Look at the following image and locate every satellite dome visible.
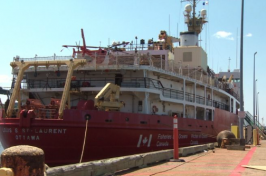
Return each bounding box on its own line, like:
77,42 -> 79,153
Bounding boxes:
201,9 -> 207,17
185,4 -> 192,13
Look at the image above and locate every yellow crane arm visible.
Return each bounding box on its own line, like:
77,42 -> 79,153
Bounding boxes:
7,59 -> 86,118
94,83 -> 123,111
228,75 -> 233,83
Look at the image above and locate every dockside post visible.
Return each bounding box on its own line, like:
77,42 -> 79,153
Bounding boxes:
0,145 -> 45,176
253,129 -> 257,146
170,115 -> 184,162
173,115 -> 179,159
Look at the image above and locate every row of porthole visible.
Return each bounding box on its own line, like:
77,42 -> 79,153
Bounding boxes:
84,114 -> 213,128
84,114 -> 161,124
188,124 -> 209,128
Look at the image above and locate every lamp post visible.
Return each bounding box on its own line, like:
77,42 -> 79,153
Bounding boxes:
239,0 -> 244,139
255,79 -> 258,127
253,52 -> 257,128
257,91 -> 259,127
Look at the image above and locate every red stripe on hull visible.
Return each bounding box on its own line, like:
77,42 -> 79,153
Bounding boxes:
0,108 -> 238,166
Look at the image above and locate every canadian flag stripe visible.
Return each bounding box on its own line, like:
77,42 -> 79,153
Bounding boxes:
137,135 -> 143,147
147,134 -> 152,147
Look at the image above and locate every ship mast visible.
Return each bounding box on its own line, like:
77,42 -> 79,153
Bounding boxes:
180,0 -> 207,47
192,0 -> 196,32
183,0 -> 207,34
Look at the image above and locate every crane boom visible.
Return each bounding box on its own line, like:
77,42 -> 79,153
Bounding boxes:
94,83 -> 124,111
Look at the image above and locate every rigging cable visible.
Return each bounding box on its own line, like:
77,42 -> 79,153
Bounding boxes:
179,1 -> 182,32
80,119 -> 89,163
208,2 -> 211,70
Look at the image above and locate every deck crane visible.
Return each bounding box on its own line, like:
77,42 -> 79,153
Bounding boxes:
94,83 -> 124,111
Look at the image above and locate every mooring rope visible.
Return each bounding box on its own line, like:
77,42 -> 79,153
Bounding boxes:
80,119 -> 88,163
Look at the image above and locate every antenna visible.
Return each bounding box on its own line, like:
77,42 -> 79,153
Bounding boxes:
212,57 -> 213,72
217,59 -> 219,73
228,57 -> 231,72
169,14 -> 171,35
236,28 -> 238,68
177,23 -> 178,38
205,21 -> 207,51
199,34 -> 202,46
182,0 -> 207,34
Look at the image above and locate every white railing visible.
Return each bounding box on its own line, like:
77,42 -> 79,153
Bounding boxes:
38,108 -> 57,119
15,56 -> 73,62
12,53 -> 239,101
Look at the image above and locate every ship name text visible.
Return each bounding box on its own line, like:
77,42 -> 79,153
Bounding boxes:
3,128 -> 67,134
2,127 -> 67,141
191,134 -> 208,139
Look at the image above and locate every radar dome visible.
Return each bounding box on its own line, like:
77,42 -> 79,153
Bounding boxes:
185,4 -> 192,13
201,9 -> 207,17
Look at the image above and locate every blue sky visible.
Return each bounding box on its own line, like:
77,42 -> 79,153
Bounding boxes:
0,0 -> 265,124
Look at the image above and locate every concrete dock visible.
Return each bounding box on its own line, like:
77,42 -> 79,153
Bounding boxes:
1,141 -> 264,175
116,141 -> 266,176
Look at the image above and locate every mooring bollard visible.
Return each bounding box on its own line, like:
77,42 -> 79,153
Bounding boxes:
0,145 -> 45,176
257,128 -> 260,145
253,129 -> 257,146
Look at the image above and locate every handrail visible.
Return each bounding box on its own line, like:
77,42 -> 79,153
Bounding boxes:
13,53 -> 240,102
25,77 -> 229,111
244,111 -> 266,138
16,56 -> 73,62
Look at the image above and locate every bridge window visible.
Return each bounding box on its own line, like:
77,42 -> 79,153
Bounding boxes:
183,52 -> 192,62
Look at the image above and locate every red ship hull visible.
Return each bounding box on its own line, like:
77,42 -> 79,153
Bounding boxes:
0,108 -> 238,166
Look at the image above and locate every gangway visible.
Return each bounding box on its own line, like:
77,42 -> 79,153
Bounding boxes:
244,111 -> 266,139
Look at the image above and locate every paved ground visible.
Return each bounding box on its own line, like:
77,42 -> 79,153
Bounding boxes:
116,140 -> 266,176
